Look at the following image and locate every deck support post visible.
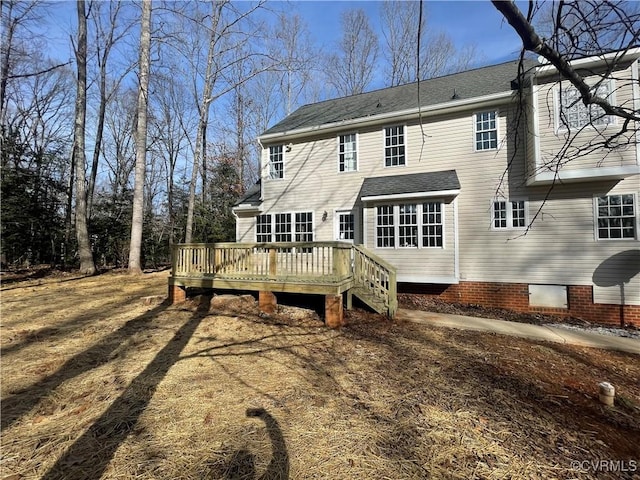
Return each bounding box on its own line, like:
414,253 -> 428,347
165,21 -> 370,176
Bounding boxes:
259,291 -> 277,315
325,294 -> 344,328
346,290 -> 353,310
169,284 -> 186,304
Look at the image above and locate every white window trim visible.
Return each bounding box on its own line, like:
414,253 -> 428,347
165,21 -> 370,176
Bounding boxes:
337,132 -> 359,173
473,109 -> 499,152
267,145 -> 285,180
554,78 -> 616,134
592,193 -> 638,241
374,202 -> 446,249
491,198 -> 529,231
382,124 -> 408,168
334,209 -> 355,242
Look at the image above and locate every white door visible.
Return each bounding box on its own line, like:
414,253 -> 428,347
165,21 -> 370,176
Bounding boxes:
335,210 -> 355,242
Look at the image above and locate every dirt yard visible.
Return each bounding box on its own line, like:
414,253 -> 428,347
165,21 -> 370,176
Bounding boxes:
1,270 -> 639,479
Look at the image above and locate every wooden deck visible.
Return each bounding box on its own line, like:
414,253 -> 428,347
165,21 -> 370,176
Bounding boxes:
168,242 -> 398,321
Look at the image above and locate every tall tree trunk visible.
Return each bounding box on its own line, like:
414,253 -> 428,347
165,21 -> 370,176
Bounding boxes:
73,0 -> 95,275
87,62 -> 106,217
128,0 -> 151,274
185,2 -> 222,243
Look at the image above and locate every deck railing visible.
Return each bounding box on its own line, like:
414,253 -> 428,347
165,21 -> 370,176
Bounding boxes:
171,242 -> 353,283
352,245 -> 398,317
171,241 -> 397,317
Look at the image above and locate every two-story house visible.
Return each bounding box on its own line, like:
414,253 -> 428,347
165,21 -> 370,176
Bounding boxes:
233,51 -> 640,326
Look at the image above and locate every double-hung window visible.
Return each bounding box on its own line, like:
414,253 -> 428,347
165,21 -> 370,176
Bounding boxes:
274,213 -> 292,241
398,204 -> 418,247
376,205 -> 395,247
269,145 -> 284,179
422,202 -> 443,247
596,194 -> 636,240
384,125 -> 406,167
256,214 -> 272,242
339,133 -> 357,172
558,81 -> 612,130
295,212 -> 313,242
376,203 -> 444,248
475,111 -> 497,150
492,199 -> 527,229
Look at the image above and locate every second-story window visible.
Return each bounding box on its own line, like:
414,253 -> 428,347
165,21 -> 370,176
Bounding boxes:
339,133 -> 358,172
384,125 -> 406,167
269,145 -> 284,179
475,111 -> 497,150
559,82 -> 612,130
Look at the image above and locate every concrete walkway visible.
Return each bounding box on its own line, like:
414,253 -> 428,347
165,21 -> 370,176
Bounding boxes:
397,308 -> 640,355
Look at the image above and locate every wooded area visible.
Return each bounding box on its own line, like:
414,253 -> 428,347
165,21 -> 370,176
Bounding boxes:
1,0 -> 638,272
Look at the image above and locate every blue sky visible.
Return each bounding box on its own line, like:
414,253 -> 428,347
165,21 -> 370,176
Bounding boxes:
288,0 -> 525,66
42,1 -> 526,67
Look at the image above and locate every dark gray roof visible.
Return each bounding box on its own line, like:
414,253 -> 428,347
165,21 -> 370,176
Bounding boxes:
359,170 -> 460,199
234,180 -> 261,206
262,59 -> 536,136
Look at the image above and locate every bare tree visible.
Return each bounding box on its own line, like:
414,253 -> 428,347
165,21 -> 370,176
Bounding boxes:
181,0 -> 269,243
149,70 -> 193,245
128,0 -> 151,274
184,0 -> 224,244
380,1 -> 477,86
1,0 -> 39,129
326,8 -> 379,96
72,0 -> 96,275
87,0 -> 134,216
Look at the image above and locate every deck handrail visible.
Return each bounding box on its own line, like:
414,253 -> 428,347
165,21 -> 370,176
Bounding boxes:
171,242 -> 353,281
352,244 -> 398,318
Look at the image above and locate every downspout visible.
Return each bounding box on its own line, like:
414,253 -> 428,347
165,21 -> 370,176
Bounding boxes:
257,137 -> 265,202
453,197 -> 459,281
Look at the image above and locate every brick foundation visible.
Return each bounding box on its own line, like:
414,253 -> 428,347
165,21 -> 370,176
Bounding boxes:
259,291 -> 277,315
400,281 -> 640,327
168,284 -> 186,304
325,294 -> 344,328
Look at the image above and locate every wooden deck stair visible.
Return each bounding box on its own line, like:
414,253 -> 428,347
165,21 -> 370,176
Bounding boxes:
169,242 -> 397,320
351,245 -> 398,317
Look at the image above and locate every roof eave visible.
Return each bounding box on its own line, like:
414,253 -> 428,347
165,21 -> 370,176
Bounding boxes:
361,189 -> 461,203
259,90 -> 516,143
535,47 -> 640,76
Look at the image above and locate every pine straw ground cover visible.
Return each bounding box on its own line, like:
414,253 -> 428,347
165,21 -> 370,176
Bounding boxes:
1,271 -> 639,480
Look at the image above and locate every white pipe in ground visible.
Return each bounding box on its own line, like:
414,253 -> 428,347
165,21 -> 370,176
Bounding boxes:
598,382 -> 615,406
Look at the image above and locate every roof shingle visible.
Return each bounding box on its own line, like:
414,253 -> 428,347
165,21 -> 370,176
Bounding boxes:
262,59 -> 535,136
359,170 -> 460,199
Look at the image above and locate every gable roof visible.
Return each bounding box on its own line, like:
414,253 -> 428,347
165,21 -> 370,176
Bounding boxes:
359,170 -> 461,201
262,59 -> 536,138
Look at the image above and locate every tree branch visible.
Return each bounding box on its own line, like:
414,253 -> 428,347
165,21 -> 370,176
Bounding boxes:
492,0 -> 640,122
7,61 -> 72,80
